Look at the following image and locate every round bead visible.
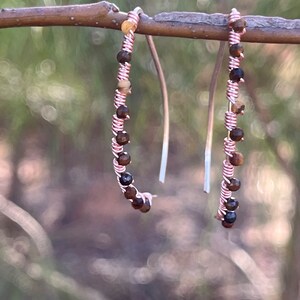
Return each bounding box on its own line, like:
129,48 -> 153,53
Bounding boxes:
121,20 -> 137,35
231,101 -> 245,115
226,177 -> 241,191
230,127 -> 244,142
225,197 -> 239,211
131,197 -> 144,209
116,131 -> 130,145
229,68 -> 244,82
224,211 -> 237,224
229,43 -> 244,58
232,18 -> 247,33
117,80 -> 131,95
140,198 -> 151,213
124,186 -> 137,199
116,105 -> 129,119
117,50 -> 132,64
229,152 -> 244,166
222,220 -> 234,228
119,172 -> 133,186
117,152 -> 131,166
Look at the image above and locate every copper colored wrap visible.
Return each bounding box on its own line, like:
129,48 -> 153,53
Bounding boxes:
216,8 -> 246,222
112,8 -> 153,207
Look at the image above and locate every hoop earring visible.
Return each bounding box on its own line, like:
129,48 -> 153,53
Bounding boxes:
112,7 -> 154,213
216,8 -> 246,228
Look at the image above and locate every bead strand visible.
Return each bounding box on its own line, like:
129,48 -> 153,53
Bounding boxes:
216,8 -> 246,228
112,8 -> 152,213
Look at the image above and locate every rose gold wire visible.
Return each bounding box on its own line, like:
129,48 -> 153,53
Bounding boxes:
216,8 -> 246,221
145,35 -> 169,184
203,41 -> 226,194
112,8 -> 154,203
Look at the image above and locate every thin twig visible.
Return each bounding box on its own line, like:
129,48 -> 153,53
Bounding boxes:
213,235 -> 274,298
0,2 -> 299,43
0,194 -> 53,257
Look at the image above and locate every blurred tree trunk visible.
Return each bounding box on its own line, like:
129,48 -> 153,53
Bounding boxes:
245,74 -> 300,300
281,181 -> 300,300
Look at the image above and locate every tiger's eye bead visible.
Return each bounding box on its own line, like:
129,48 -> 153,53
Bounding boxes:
121,20 -> 137,35
229,43 -> 244,57
226,177 -> 241,191
140,198 -> 151,213
232,18 -> 247,33
117,50 -> 132,64
230,127 -> 244,142
231,101 -> 245,115
229,68 -> 244,82
224,211 -> 237,224
229,152 -> 244,166
117,80 -> 131,95
116,131 -> 130,145
119,172 -> 133,186
124,186 -> 137,199
225,197 -> 239,211
222,220 -> 234,228
117,152 -> 131,166
116,105 -> 129,119
131,197 -> 144,209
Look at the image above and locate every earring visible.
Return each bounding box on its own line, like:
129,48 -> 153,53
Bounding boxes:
216,8 -> 246,228
112,7 -> 154,213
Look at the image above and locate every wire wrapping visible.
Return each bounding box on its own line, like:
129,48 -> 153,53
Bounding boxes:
223,137 -> 236,157
226,80 -> 239,104
224,111 -> 237,131
117,63 -> 131,81
114,90 -> 127,108
216,8 -> 246,222
112,9 -> 153,206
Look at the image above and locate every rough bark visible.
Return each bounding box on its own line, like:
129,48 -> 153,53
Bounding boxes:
0,1 -> 299,44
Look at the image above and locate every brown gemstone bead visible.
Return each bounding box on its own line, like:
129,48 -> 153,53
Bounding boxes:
229,68 -> 244,82
226,177 -> 241,191
229,152 -> 244,166
225,197 -> 239,211
131,197 -> 144,209
222,220 -> 234,228
121,20 -> 137,35
231,101 -> 245,115
229,43 -> 244,58
117,80 -> 131,95
231,18 -> 247,33
124,186 -> 137,199
119,172 -> 133,186
116,131 -> 130,145
140,198 -> 151,213
230,127 -> 244,142
117,50 -> 132,64
117,152 -> 131,166
116,105 -> 130,119
224,211 -> 237,224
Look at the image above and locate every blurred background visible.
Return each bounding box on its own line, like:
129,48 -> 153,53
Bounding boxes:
0,0 -> 299,299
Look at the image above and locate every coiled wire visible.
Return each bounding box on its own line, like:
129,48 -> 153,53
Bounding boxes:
112,8 -> 153,205
216,8 -> 246,221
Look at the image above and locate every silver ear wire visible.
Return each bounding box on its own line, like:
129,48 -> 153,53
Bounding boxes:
204,41 -> 226,193
145,35 -> 169,184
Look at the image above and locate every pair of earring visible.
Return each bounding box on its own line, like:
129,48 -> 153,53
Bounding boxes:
111,7 -> 246,228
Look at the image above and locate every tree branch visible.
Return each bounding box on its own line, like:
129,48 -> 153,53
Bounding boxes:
0,1 -> 300,44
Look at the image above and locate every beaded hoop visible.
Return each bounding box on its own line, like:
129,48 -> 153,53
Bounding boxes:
216,8 -> 246,228
112,7 -> 153,213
